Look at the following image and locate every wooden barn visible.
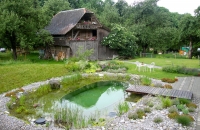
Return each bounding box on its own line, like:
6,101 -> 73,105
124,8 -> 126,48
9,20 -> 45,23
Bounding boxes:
46,8 -> 117,60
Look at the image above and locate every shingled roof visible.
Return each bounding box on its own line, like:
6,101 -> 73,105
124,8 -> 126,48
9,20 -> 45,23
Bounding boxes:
46,8 -> 99,35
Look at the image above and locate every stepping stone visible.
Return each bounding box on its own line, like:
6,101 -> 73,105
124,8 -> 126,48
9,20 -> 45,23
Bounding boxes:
34,117 -> 46,125
108,112 -> 117,117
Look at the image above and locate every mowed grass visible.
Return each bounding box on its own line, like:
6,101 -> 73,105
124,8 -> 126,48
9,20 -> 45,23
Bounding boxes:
125,62 -> 186,79
0,63 -> 68,94
129,57 -> 200,68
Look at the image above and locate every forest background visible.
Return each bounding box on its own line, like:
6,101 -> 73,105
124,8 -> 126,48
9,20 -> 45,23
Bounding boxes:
1,0 -> 200,60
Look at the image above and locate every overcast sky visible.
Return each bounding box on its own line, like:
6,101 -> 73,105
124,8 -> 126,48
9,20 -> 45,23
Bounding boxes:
114,0 -> 200,15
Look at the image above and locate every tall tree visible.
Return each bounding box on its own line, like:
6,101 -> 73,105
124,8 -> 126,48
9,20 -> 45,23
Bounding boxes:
115,0 -> 128,17
42,0 -> 71,18
0,0 -> 50,60
178,14 -> 199,59
97,2 -> 120,28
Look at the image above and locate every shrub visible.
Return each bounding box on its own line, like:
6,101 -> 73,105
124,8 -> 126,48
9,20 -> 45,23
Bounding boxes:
177,104 -> 185,111
182,108 -> 189,115
128,112 -> 138,120
148,102 -> 154,107
144,107 -> 151,113
153,83 -> 163,88
168,106 -> 178,113
162,65 -> 180,73
140,76 -> 152,86
155,105 -> 163,110
99,60 -> 127,72
176,115 -> 192,126
163,84 -> 173,89
153,117 -> 163,123
117,102 -> 130,116
172,98 -> 180,105
161,97 -> 172,108
168,112 -> 179,119
136,108 -> 146,119
184,115 -> 195,121
162,65 -> 200,76
161,78 -> 176,83
65,62 -> 80,72
188,107 -> 196,112
142,98 -> 151,106
186,102 -> 197,108
179,98 -> 191,104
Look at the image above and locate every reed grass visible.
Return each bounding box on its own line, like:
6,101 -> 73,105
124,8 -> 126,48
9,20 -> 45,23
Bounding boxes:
116,101 -> 130,116
54,106 -> 88,129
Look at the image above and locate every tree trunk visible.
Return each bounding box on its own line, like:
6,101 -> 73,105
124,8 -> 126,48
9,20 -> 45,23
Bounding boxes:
188,37 -> 192,59
43,44 -> 52,59
10,32 -> 17,60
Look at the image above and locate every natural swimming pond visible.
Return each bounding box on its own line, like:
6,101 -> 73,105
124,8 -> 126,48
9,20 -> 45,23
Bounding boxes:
61,81 -> 128,117
37,81 -> 140,119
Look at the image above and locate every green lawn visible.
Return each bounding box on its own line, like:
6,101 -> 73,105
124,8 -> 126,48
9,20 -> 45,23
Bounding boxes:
0,63 -> 68,94
129,57 -> 200,68
0,52 -> 199,94
124,62 -> 186,79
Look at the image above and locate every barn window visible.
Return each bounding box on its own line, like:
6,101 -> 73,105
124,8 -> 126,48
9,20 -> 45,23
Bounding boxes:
92,30 -> 97,36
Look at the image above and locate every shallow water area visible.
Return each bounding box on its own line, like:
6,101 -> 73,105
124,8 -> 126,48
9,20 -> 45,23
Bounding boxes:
37,81 -> 138,119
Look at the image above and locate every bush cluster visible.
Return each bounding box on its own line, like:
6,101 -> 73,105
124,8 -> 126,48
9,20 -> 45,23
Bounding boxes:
162,65 -> 200,76
161,78 -> 177,83
140,76 -> 152,86
161,97 -> 172,108
168,111 -> 179,119
153,117 -> 163,123
99,60 -> 127,73
176,115 -> 192,126
162,84 -> 173,89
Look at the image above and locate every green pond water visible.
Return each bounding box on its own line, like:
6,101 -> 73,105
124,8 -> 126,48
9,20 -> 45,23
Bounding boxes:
37,81 -> 140,118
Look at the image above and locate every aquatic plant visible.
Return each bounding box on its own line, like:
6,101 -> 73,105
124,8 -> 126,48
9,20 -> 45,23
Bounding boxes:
62,73 -> 82,84
54,106 -> 87,129
34,84 -> 52,98
116,101 -> 130,116
140,76 -> 152,86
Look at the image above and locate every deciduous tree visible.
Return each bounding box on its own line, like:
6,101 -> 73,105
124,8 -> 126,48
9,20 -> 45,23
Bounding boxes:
102,24 -> 138,58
